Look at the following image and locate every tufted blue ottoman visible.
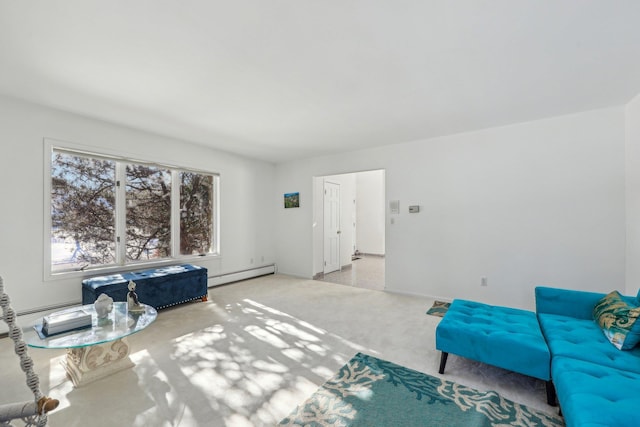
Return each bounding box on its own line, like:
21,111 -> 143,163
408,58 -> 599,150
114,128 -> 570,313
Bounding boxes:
82,264 -> 208,310
436,299 -> 555,405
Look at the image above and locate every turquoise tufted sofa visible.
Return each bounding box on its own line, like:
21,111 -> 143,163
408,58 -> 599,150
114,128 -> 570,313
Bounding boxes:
436,299 -> 556,405
535,286 -> 640,427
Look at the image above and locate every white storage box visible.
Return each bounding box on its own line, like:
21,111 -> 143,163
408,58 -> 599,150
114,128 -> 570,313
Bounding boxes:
42,309 -> 92,336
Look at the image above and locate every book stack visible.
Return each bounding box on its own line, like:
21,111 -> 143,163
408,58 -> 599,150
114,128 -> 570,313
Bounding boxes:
42,309 -> 92,336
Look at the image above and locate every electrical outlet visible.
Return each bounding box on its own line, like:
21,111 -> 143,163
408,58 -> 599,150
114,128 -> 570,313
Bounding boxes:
250,258 -> 254,264
481,277 -> 488,287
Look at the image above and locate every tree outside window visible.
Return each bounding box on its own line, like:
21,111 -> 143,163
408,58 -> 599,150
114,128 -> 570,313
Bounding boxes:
50,148 -> 217,274
180,172 -> 214,255
51,152 -> 116,272
125,164 -> 172,261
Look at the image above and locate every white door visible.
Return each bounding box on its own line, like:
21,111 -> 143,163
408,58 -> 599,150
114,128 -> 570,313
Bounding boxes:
324,181 -> 341,274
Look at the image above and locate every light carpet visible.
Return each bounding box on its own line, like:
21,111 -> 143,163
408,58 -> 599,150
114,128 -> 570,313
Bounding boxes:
279,352 -> 564,426
0,275 -> 557,426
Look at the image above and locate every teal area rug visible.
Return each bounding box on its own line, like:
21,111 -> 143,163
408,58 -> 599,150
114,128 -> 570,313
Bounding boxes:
279,353 -> 564,426
426,300 -> 451,317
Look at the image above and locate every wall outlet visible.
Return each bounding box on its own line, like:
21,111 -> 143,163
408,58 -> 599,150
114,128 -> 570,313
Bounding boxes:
481,277 -> 488,287
250,258 -> 254,264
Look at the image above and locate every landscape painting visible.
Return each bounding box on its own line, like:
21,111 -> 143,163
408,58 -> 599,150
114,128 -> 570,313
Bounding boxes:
284,192 -> 300,208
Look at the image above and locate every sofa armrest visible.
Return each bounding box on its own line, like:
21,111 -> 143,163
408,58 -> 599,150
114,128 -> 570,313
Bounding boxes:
535,286 -> 606,320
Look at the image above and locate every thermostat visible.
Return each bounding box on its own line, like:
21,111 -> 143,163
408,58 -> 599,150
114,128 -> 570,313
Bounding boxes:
409,205 -> 420,213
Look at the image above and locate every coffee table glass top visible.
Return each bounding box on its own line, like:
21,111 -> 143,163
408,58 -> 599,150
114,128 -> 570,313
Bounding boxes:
24,302 -> 157,349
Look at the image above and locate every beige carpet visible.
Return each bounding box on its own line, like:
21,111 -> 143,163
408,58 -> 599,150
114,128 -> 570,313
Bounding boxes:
0,274 -> 556,426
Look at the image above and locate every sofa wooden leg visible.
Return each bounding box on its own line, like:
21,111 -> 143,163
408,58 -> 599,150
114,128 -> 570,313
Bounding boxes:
201,295 -> 208,302
438,352 -> 449,374
546,380 -> 557,406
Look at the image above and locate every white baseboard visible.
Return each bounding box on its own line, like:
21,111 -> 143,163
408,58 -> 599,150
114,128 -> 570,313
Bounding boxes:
385,287 -> 453,303
208,264 -> 276,287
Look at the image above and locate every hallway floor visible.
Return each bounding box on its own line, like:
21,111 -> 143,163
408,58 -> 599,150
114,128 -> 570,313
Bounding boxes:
316,254 -> 385,291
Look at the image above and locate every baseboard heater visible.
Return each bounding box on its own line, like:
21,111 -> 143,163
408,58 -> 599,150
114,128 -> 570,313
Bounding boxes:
208,264 -> 276,287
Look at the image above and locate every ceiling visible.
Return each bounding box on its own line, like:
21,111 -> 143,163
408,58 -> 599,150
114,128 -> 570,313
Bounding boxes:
1,1 -> 640,163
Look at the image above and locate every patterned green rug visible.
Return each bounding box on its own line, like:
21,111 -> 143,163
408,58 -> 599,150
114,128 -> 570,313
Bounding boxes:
426,300 -> 451,317
279,353 -> 564,426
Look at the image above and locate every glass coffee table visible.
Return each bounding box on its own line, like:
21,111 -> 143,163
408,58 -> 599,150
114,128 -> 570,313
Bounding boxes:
24,302 -> 157,387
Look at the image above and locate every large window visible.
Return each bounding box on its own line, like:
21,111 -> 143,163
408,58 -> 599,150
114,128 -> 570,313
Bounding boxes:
48,145 -> 218,275
179,171 -> 214,256
51,152 -> 117,271
125,164 -> 172,261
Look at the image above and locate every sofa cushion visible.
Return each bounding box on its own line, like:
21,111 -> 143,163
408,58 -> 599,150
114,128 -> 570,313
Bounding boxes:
593,290 -> 640,350
552,356 -> 640,427
538,313 -> 640,375
535,287 -> 608,320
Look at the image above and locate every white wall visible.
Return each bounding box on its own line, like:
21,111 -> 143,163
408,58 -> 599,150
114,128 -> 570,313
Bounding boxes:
275,107 -> 626,309
0,96 -> 276,314
356,170 -> 385,255
1,94 -> 627,316
626,92 -> 640,297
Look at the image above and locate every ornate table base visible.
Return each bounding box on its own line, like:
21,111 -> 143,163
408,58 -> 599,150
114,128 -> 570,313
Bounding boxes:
62,338 -> 134,387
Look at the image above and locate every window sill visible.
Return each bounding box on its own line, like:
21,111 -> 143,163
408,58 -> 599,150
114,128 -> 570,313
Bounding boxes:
46,253 -> 220,282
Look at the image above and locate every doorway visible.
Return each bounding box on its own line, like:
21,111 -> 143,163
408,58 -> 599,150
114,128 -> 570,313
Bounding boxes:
313,170 -> 385,290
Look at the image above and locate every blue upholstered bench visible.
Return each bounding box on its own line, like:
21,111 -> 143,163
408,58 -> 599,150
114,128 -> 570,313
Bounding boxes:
435,299 -> 555,405
82,264 -> 208,310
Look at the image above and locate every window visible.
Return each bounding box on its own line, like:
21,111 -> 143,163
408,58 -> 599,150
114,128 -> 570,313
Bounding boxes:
125,164 -> 172,261
179,171 -> 214,255
48,144 -> 218,276
51,152 -> 117,271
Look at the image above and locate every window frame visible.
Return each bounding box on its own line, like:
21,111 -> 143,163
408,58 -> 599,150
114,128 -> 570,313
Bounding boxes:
44,138 -> 220,281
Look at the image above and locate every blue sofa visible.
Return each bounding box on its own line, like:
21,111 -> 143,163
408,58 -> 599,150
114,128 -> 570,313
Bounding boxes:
436,299 -> 555,404
535,287 -> 640,427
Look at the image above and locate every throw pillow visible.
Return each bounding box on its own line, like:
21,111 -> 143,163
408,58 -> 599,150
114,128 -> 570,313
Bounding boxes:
593,290 -> 640,350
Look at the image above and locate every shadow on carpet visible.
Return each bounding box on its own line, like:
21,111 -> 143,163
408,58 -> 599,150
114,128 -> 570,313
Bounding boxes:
279,353 -> 564,426
426,300 -> 451,317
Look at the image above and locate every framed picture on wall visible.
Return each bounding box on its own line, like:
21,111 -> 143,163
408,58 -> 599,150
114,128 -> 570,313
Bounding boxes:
284,192 -> 300,208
